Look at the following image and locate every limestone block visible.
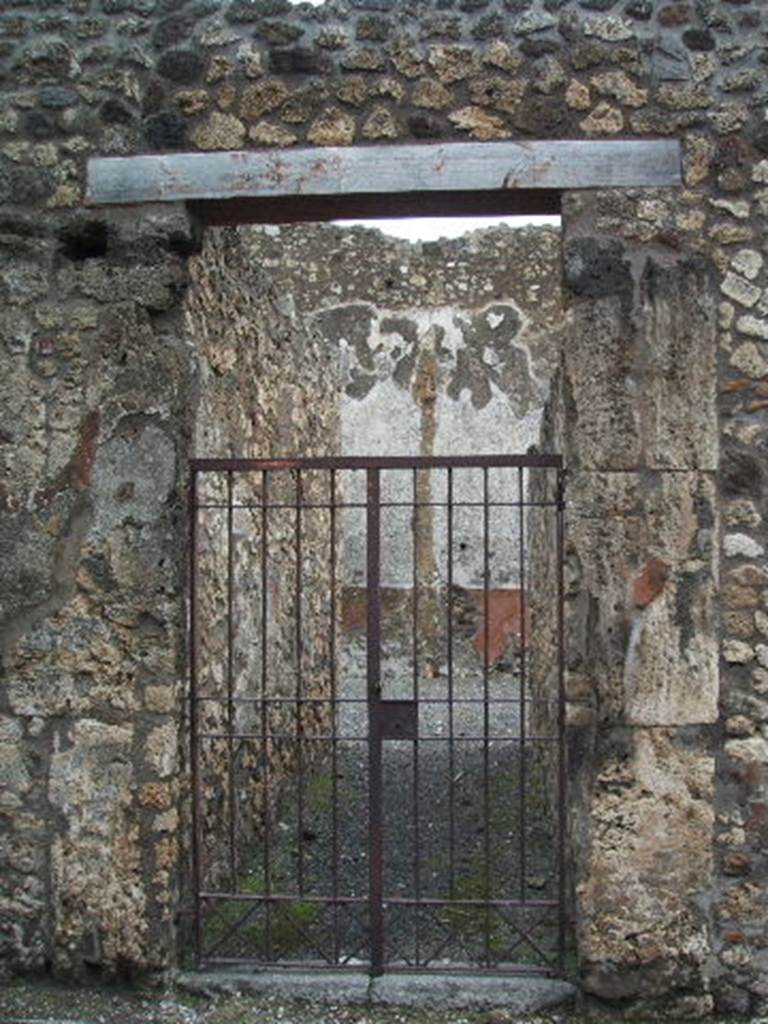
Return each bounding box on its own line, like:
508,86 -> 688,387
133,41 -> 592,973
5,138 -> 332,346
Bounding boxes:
736,315 -> 768,341
639,257 -> 718,471
564,246 -> 718,471
47,719 -> 150,969
144,722 -> 178,778
48,719 -> 133,827
90,423 -> 176,540
563,294 -> 642,469
722,273 -> 761,309
724,532 -> 765,559
579,728 -> 714,999
566,471 -> 718,725
0,717 -> 30,811
731,249 -> 763,280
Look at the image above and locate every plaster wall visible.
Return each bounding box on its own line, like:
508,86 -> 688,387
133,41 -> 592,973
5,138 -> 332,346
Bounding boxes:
243,221 -> 563,589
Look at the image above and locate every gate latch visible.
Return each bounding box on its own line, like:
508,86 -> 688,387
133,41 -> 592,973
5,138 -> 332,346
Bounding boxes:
377,700 -> 418,740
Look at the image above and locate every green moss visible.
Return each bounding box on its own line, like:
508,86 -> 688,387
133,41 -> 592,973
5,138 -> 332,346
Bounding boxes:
305,768 -> 334,810
204,892 -> 322,958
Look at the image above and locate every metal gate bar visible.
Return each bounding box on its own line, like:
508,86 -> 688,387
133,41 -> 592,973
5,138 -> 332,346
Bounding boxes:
189,454 -> 566,976
367,467 -> 384,976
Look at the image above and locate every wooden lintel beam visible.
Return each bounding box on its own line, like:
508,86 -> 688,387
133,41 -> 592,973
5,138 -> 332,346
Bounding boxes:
189,188 -> 562,227
86,140 -> 682,208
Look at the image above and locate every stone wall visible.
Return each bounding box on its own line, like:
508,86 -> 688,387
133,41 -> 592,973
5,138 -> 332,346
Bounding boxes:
0,204 -> 197,976
530,196 -> 721,1012
184,228 -> 339,907
1,0 -> 767,1014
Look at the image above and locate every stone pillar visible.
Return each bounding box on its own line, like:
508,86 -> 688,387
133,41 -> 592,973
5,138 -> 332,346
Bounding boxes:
558,192 -> 719,1013
0,204 -> 198,977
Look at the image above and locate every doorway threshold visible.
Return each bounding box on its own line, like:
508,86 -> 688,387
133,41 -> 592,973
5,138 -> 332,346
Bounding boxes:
177,969 -> 577,1013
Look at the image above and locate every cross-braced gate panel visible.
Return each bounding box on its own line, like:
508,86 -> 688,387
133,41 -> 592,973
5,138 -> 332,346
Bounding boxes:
189,455 -> 565,975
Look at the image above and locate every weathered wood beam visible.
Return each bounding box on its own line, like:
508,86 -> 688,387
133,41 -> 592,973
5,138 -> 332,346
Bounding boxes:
86,140 -> 682,208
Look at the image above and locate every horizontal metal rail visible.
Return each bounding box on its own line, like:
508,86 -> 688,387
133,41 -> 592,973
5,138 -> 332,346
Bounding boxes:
191,454 -> 561,472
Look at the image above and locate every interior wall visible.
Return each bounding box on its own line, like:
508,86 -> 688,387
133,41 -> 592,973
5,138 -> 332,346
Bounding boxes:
184,227 -> 340,903
242,222 -> 564,593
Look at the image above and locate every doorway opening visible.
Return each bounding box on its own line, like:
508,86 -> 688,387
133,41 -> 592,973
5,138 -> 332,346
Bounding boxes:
184,208 -> 567,976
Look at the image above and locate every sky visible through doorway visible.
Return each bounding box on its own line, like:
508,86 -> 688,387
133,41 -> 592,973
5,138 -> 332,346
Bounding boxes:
332,215 -> 561,242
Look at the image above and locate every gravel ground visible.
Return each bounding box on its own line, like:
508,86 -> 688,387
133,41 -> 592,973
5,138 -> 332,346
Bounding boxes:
0,977 -> 569,1024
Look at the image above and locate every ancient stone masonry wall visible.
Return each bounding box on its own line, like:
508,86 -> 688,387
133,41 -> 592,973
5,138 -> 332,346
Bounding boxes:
0,204 -> 198,977
0,0 -> 768,1014
531,198 -> 721,1013
183,226 -> 339,906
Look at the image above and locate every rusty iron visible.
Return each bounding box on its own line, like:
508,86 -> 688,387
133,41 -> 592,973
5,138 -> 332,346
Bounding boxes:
189,454 -> 566,976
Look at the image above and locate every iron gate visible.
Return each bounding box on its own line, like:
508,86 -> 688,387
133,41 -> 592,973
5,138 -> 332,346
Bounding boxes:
189,455 -> 566,975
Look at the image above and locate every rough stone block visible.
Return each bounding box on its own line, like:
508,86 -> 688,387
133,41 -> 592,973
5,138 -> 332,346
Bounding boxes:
579,727 -> 714,1001
566,470 -> 718,725
563,246 -> 718,472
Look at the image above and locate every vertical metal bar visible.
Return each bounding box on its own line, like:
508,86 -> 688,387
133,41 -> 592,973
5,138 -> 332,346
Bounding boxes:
367,468 -> 384,976
518,467 -> 527,904
189,467 -> 203,965
226,470 -> 238,892
447,468 -> 455,900
295,468 -> 305,895
330,469 -> 340,964
412,468 -> 421,965
260,470 -> 272,956
482,467 -> 491,966
556,468 -> 567,973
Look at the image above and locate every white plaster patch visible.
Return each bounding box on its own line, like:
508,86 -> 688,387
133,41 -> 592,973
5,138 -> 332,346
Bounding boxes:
328,300 -> 544,589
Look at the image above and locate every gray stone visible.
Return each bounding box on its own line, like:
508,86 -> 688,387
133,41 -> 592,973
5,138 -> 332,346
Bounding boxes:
583,14 -> 635,41
653,38 -> 691,82
731,249 -> 763,281
722,272 -> 761,309
511,10 -> 558,34
38,85 -> 80,109
723,640 -> 755,665
90,423 -> 176,539
737,315 -> 768,341
178,970 -> 371,1003
371,973 -> 576,1011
